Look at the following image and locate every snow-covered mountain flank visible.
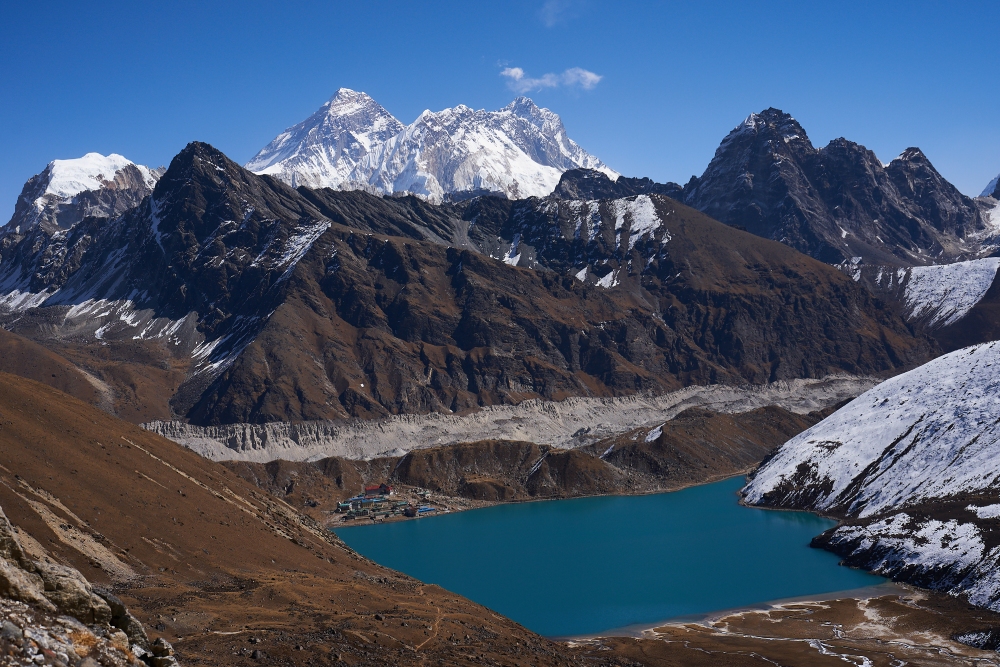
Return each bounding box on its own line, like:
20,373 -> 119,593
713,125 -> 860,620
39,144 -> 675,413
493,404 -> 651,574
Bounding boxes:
743,341 -> 1000,611
246,88 -> 615,201
5,153 -> 162,234
984,173 -> 1000,199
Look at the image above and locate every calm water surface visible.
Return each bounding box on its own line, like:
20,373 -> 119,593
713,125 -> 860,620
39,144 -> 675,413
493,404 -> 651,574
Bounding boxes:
335,477 -> 883,637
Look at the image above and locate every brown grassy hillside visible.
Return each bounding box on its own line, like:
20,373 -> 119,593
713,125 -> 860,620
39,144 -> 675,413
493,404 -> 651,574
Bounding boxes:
0,371 -> 610,666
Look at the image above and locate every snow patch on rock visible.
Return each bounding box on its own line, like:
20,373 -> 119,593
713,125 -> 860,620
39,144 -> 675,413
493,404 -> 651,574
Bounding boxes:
969,504 -> 1000,519
611,195 -> 666,250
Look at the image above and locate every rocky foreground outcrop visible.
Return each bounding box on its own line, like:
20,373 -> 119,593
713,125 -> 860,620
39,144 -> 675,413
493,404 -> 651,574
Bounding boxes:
743,340 -> 1000,612
0,503 -> 159,666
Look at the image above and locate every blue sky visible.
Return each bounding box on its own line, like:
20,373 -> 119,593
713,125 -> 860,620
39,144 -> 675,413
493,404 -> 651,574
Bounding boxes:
1,0 -> 998,219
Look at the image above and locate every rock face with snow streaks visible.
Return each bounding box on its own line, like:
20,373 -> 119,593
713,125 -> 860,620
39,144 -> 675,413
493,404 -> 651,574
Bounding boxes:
743,340 -> 1000,611
684,110 -> 991,266
246,89 -> 614,202
559,109 -> 996,268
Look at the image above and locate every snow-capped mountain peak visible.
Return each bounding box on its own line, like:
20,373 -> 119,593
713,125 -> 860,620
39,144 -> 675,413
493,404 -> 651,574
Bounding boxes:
246,91 -> 616,201
983,173 -> 1000,199
45,153 -> 157,199
5,152 -> 162,234
245,88 -> 404,190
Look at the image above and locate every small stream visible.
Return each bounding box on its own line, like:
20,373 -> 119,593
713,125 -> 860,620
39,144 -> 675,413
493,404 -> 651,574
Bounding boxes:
335,476 -> 883,637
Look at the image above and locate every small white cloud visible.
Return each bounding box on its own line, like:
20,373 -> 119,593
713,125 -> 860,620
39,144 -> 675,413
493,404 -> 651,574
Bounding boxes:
500,66 -> 602,93
500,67 -> 525,82
561,67 -> 602,89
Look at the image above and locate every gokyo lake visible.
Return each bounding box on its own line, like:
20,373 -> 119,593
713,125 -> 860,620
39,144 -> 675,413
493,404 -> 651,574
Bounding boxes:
335,476 -> 884,637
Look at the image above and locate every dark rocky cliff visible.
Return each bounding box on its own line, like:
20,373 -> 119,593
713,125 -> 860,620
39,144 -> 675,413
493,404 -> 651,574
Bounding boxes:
557,109 -> 993,268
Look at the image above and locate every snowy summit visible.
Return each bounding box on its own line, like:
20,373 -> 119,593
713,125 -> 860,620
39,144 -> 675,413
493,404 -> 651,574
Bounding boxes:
5,152 -> 162,234
246,89 -> 616,202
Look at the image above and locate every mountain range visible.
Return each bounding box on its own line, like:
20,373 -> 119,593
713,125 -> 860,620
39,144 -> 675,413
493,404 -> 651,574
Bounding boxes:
4,95 -> 1000,430
4,91 -> 1000,664
0,141 -> 927,427
245,88 -> 615,201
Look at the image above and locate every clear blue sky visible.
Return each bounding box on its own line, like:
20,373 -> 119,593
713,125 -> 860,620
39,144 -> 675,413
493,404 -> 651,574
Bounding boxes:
2,0 -> 998,221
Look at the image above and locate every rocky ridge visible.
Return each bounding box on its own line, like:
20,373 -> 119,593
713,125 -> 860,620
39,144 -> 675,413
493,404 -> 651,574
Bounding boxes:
555,109 -> 998,268
146,375 -> 875,461
246,89 -> 615,201
687,111 -> 995,266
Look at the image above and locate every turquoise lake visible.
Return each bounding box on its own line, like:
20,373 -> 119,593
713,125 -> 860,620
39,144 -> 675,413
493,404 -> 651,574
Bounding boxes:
335,476 -> 884,637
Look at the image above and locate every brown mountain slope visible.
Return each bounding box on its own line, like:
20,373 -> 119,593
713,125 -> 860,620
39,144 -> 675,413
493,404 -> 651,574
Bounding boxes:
0,328 -> 102,407
0,371 -> 618,666
188,194 -> 931,424
580,406 -> 827,486
1,372 -> 996,667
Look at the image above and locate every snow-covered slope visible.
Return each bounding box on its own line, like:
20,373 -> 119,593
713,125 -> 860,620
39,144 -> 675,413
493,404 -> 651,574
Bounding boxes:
5,153 -> 161,233
903,257 -> 1000,327
744,341 -> 1000,516
245,89 -> 405,190
743,341 -> 1000,610
246,89 -> 616,201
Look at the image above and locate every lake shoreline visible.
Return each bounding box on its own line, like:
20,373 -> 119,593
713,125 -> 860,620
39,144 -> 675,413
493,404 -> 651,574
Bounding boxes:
332,468 -> 757,529
557,581 -> 908,641
335,476 -> 884,638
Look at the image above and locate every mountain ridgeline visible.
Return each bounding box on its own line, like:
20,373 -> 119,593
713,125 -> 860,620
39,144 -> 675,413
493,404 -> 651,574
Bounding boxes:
246,88 -> 615,202
557,109 -> 999,268
0,140 -> 930,426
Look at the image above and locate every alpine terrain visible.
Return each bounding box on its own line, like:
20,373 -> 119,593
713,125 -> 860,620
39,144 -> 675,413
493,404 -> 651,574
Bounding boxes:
0,141 -> 930,432
246,89 -> 616,201
552,110 -> 1000,352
